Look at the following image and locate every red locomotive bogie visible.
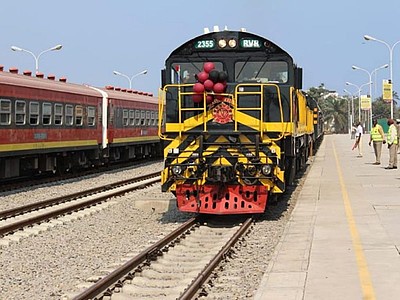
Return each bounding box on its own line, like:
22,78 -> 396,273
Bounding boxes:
0,70 -> 160,179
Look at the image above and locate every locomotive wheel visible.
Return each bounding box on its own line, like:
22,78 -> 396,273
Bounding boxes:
267,192 -> 281,207
285,157 -> 296,186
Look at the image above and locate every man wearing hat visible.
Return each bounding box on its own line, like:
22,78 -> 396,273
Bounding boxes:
385,118 -> 398,169
369,119 -> 386,165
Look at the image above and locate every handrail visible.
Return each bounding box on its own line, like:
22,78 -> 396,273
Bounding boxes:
159,83 -> 289,142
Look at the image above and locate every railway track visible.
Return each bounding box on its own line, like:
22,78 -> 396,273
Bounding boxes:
0,158 -> 162,193
70,216 -> 254,299
0,171 -> 161,238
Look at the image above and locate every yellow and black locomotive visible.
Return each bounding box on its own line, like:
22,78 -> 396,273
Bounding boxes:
158,29 -> 323,214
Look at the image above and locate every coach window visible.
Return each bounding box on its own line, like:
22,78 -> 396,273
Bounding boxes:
42,103 -> 52,125
29,102 -> 39,125
135,110 -> 140,126
75,105 -> 83,126
0,99 -> 11,125
123,109 -> 129,126
129,110 -> 135,126
54,104 -> 63,125
146,111 -> 151,126
151,111 -> 155,125
15,100 -> 26,125
141,110 -> 145,126
87,106 -> 96,126
155,112 -> 159,126
65,105 -> 73,125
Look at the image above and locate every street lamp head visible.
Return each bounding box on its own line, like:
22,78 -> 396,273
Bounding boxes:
351,65 -> 359,70
383,64 -> 389,69
51,44 -> 63,51
113,70 -> 122,76
142,69 -> 148,75
345,82 -> 351,85
364,35 -> 375,41
11,46 -> 23,51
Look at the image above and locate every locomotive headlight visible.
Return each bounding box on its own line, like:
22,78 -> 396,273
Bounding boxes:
228,39 -> 237,48
261,165 -> 272,176
171,165 -> 182,175
218,39 -> 227,48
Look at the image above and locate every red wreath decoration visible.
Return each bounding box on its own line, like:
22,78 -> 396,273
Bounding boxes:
213,102 -> 233,124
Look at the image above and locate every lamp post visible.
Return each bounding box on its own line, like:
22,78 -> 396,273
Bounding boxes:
11,44 -> 62,74
343,89 -> 355,135
345,81 -> 372,126
364,35 -> 400,119
351,64 -> 388,130
113,69 -> 148,89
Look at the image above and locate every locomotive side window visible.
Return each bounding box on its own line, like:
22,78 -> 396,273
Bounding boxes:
129,110 -> 135,126
42,103 -> 52,125
87,106 -> 96,126
141,110 -> 145,126
123,109 -> 129,126
65,105 -> 73,126
15,100 -> 26,125
146,111 -> 151,125
29,102 -> 39,125
75,105 -> 83,126
54,104 -> 63,125
0,99 -> 11,125
135,110 -> 140,125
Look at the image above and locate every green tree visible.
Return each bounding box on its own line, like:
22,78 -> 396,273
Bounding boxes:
372,91 -> 399,120
323,96 -> 349,133
307,84 -> 349,133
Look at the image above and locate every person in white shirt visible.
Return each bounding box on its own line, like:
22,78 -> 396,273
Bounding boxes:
352,122 -> 364,157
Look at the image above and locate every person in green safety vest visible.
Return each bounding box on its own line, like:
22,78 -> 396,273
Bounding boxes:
369,119 -> 386,165
385,118 -> 398,169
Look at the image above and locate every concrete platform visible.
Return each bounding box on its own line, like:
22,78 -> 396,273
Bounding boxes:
255,134 -> 400,300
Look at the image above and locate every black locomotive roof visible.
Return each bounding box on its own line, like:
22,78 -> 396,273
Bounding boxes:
168,30 -> 292,58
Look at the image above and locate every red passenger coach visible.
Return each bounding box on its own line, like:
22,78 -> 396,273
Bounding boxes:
0,68 -> 160,179
104,88 -> 159,160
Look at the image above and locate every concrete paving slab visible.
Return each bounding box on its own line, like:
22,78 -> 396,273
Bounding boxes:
254,134 -> 400,300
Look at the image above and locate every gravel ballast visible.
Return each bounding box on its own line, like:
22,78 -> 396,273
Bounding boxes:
0,161 -> 309,299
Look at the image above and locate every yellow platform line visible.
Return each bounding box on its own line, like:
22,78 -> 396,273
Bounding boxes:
333,141 -> 376,300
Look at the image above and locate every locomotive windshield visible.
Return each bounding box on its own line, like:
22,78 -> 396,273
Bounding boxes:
235,61 -> 288,83
170,62 -> 224,84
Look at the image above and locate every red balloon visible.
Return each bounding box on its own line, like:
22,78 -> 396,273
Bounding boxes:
193,82 -> 205,93
192,94 -> 203,103
204,79 -> 214,91
197,71 -> 209,83
203,62 -> 215,73
213,82 -> 225,93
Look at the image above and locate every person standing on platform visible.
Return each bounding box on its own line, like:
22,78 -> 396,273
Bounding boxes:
385,118 -> 398,169
396,119 -> 400,154
369,119 -> 386,165
352,121 -> 363,157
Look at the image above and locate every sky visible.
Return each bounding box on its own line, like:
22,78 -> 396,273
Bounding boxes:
1,0 -> 400,100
